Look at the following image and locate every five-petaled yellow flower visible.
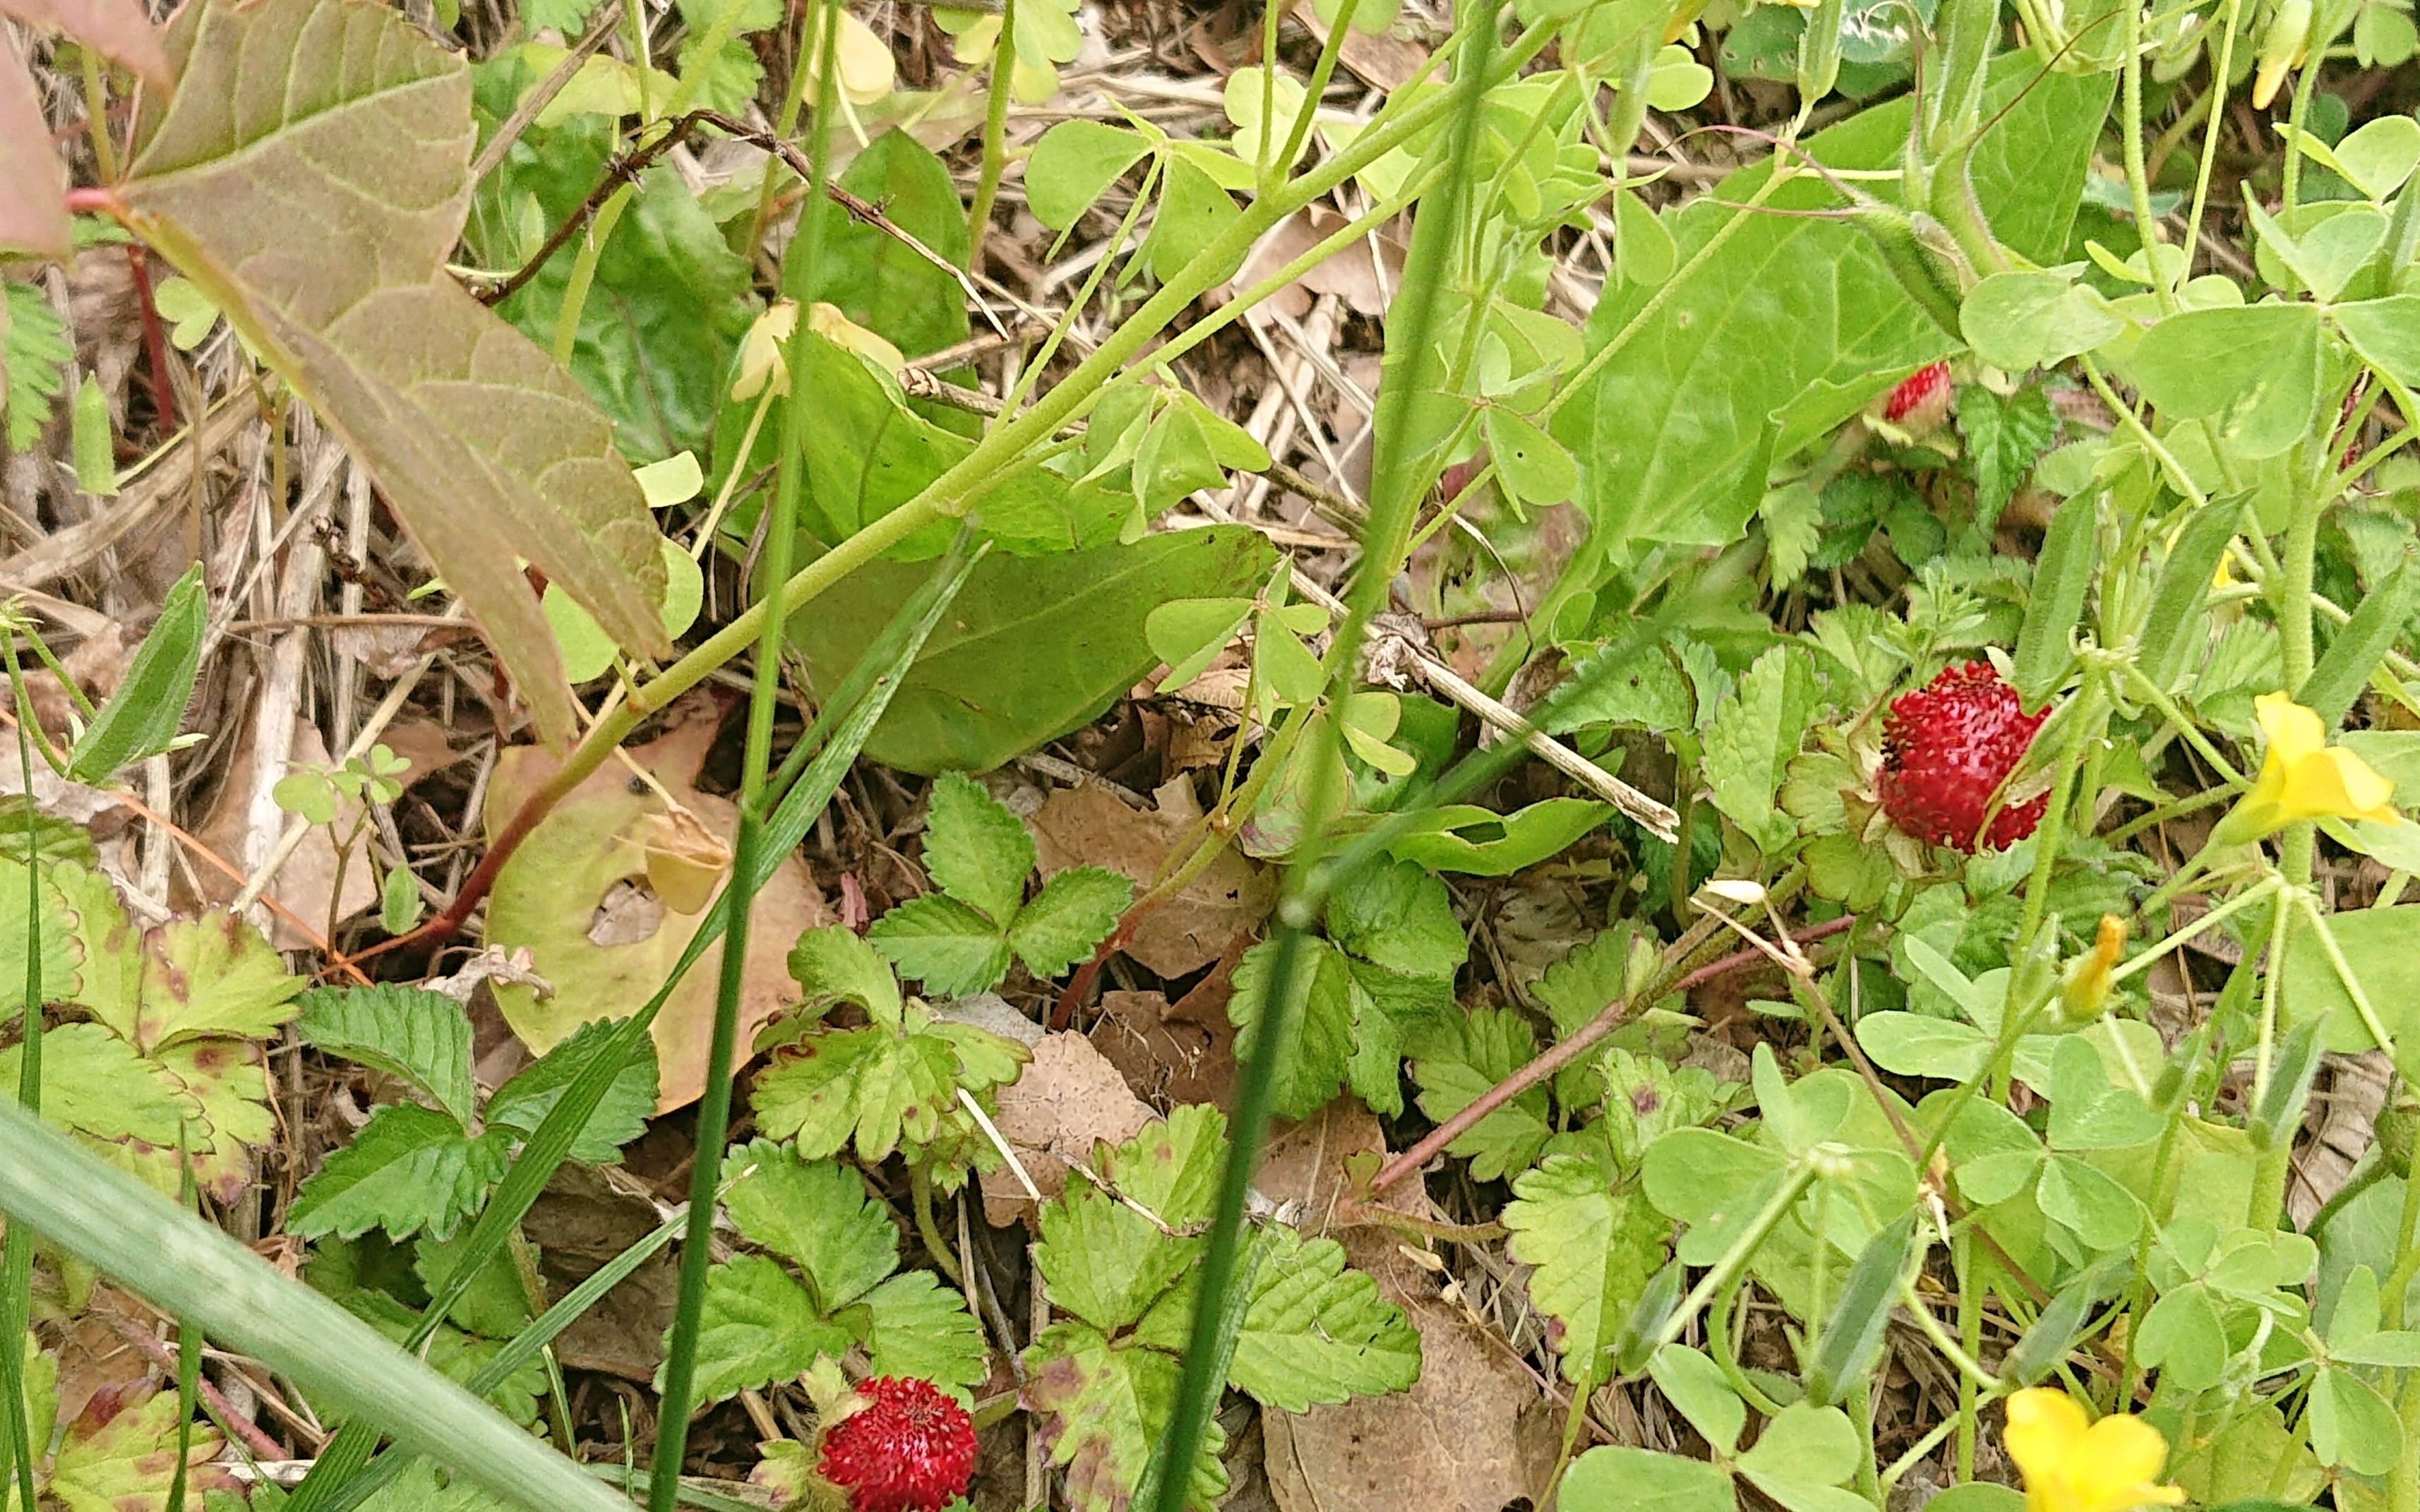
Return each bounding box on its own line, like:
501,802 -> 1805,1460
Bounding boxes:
2004,1388 -> 2184,1512
2211,691 -> 2400,844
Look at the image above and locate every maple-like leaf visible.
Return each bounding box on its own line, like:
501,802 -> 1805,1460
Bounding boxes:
116,0 -> 669,746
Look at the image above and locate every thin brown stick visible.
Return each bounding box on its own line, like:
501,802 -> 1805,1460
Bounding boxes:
1365,915 -> 1858,1196
102,1313 -> 292,1462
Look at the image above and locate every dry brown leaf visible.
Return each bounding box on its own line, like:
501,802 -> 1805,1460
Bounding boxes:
1231,207 -> 1404,321
527,1165 -> 678,1383
1285,0 -> 1430,90
481,694 -> 828,1112
978,1030 -> 1155,1227
0,39 -> 69,262
1027,778 -> 1271,979
1263,1300 -> 1559,1512
1095,968 -> 1238,1112
193,721 -> 378,949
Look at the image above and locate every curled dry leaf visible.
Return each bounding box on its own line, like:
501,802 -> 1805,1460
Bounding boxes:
1026,777 -> 1272,979
480,693 -> 827,1112
1094,966 -> 1239,1112
978,1030 -> 1156,1227
1229,205 -> 1404,322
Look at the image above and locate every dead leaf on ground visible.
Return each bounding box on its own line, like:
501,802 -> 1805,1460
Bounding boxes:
528,1165 -> 678,1382
1287,0 -> 1430,89
1256,1103 -> 1557,1512
1027,778 -> 1272,979
481,692 -> 829,1112
1095,954 -> 1240,1112
193,721 -> 378,950
1230,206 -> 1405,321
979,1030 -> 1155,1226
1264,1300 -> 1559,1512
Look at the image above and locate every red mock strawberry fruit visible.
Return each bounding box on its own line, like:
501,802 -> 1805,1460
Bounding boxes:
1881,361 -> 1954,436
1876,661 -> 2047,853
817,1377 -> 977,1512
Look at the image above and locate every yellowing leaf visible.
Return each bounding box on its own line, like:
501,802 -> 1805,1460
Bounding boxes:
119,0 -> 670,748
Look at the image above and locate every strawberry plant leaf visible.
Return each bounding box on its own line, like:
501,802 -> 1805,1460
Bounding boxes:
353,1463 -> 523,1512
1955,383 -> 2059,532
868,894 -> 1014,995
1702,644 -> 1819,853
924,772 -> 1036,925
862,1270 -> 989,1393
288,1105 -> 508,1242
680,1254 -> 856,1403
1323,859 -> 1466,980
752,1003 -> 1026,1170
1009,866 -> 1132,978
484,1018 -> 658,1164
296,985 -> 477,1127
1032,1105 -> 1227,1332
46,1382 -> 231,1511
1225,1228 -> 1421,1411
336,1286 -> 550,1426
1409,1007 -> 1552,1181
71,909 -> 302,1057
1505,1152 -> 1673,1387
0,1023 -> 187,1149
152,1036 -> 279,1204
414,1231 -> 537,1340
721,1141 -> 898,1312
1022,1321 -> 1228,1512
1228,937 -> 1358,1121
119,0 -> 671,748
788,925 -> 904,1026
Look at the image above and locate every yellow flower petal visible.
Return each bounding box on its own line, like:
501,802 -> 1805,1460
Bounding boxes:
2287,747 -> 2400,824
2255,691 -> 2324,764
2006,1388 -> 2090,1487
2005,1391 -> 2183,1512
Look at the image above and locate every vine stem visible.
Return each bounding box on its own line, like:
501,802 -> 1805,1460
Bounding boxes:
964,0 -> 1018,265
1364,915 -> 1857,1196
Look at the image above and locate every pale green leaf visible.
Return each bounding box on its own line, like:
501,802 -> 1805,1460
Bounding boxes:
1701,645 -> 1819,853
1228,937 -> 1358,1120
1409,1007 -> 1551,1181
0,1022 -> 186,1147
1506,1153 -> 1672,1386
1228,1228 -> 1421,1411
1009,865 -> 1133,978
786,924 -> 904,1026
296,984 -> 477,1127
924,771 -> 1036,925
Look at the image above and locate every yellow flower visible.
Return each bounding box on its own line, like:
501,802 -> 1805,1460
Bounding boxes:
2004,1388 -> 2185,1512
2212,692 -> 2400,844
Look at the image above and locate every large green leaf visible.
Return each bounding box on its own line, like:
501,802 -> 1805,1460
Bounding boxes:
489,119 -> 758,463
119,0 -> 669,748
1560,61 -> 2111,558
798,129 -> 971,364
786,525 -> 1278,772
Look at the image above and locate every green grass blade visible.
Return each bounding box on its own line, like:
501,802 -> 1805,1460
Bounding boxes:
1,635 -> 47,1512
0,1101 -> 634,1512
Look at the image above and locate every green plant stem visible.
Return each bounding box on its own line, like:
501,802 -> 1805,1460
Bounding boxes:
550,184 -> 632,365
2385,1170 -> 2420,1512
0,637 -> 43,1512
2018,681 -> 2107,949
79,52 -> 119,183
964,0 -> 1018,265
2179,0 -> 2246,278
906,1165 -> 965,1287
1657,1160 -> 1827,1350
1954,1229 -> 1979,1480
2280,33 -> 2325,215
2121,0 -> 2176,313
650,13 -> 839,1506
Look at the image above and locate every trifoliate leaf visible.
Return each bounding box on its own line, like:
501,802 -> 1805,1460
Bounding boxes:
1034,1105 -> 1227,1331
924,772 -> 1036,925
787,924 -> 903,1026
1009,865 -> 1132,978
863,1270 -> 989,1394
1504,1153 -> 1672,1387
868,894 -> 1013,995
1324,860 -> 1466,980
752,1007 -> 1027,1170
678,1253 -> 856,1403
1408,1008 -> 1552,1181
485,1017 -> 657,1163
1022,1322 -> 1228,1512
296,985 -> 477,1127
721,1140 -> 898,1312
1227,1228 -> 1421,1410
1228,937 -> 1357,1121
288,1105 -> 508,1242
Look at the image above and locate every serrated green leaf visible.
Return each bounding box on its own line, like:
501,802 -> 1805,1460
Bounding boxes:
0,1022 -> 186,1148
924,772 -> 1036,925
1408,1007 -> 1551,1181
150,1036 -> 280,1205
1506,1154 -> 1672,1387
1010,866 -> 1132,978
1032,1105 -> 1227,1331
46,1382 -> 230,1512
753,1026 -> 891,1158
1228,937 -> 1357,1120
868,894 -> 1012,995
1324,860 -> 1465,979
1227,1229 -> 1420,1410
1955,384 -> 2059,532
863,1270 -> 989,1393
1,282 -> 71,452
288,1105 -> 507,1242
485,1018 -> 657,1163
1702,645 -> 1818,853
676,1254 -> 854,1404
786,924 -> 904,1026
1022,1322 -> 1227,1512
720,1140 -> 897,1312
414,1230 -> 536,1340
296,985 -> 477,1127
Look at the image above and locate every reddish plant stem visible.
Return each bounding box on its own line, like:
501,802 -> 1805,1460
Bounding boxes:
122,245 -> 176,433
342,757 -> 566,966
1051,900 -> 1161,1029
1365,913 -> 1858,1196
103,1314 -> 292,1462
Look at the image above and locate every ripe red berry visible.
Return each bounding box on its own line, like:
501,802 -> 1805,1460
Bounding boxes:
1881,361 -> 1954,435
817,1378 -> 977,1512
1876,661 -> 2047,853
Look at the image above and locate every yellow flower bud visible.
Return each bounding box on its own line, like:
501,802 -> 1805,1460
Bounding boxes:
2059,914 -> 2127,1022
2253,0 -> 2313,109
